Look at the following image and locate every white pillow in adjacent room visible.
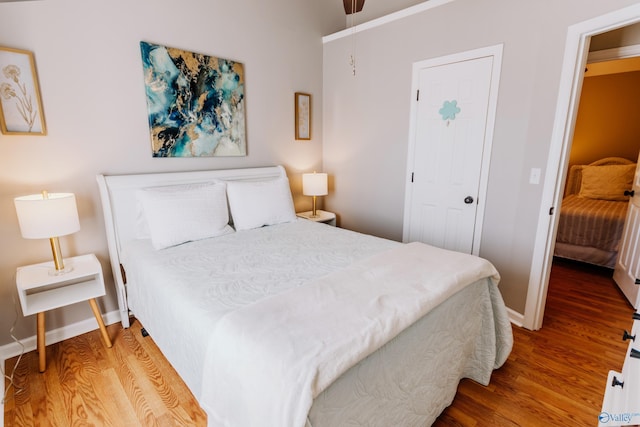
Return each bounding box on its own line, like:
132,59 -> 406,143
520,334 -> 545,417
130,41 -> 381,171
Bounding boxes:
226,177 -> 297,231
138,181 -> 233,250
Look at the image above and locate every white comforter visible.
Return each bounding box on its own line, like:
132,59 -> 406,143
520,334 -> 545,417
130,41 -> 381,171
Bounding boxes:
123,220 -> 398,398
200,241 -> 500,427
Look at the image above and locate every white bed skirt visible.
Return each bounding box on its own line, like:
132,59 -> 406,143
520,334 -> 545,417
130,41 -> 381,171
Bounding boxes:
307,278 -> 511,426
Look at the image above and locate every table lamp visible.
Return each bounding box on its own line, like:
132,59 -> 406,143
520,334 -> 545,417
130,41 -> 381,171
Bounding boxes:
14,191 -> 80,275
302,172 -> 328,217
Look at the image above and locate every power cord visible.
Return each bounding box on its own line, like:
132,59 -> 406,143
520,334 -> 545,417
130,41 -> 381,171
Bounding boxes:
2,291 -> 25,405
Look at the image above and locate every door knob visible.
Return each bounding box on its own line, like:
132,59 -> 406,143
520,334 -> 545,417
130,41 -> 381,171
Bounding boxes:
625,190 -> 635,197
464,196 -> 474,204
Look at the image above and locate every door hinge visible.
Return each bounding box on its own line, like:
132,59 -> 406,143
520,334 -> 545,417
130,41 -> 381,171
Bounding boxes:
549,207 -> 554,215
416,90 -> 420,101
120,263 -> 127,284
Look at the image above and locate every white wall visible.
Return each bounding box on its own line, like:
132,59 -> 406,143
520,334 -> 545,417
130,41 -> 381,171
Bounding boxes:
322,0 -> 640,314
0,0 -> 344,346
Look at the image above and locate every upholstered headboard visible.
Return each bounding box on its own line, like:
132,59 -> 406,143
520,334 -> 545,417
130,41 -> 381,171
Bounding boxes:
96,165 -> 287,327
564,157 -> 635,197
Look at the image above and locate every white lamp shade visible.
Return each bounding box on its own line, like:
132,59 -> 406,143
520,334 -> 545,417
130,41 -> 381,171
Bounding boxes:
14,192 -> 80,239
302,173 -> 328,196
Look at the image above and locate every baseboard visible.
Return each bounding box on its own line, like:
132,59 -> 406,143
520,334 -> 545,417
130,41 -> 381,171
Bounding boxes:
0,309 -> 120,362
507,307 -> 525,328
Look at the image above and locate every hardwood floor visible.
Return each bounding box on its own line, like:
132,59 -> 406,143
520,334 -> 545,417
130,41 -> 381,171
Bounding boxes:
3,320 -> 207,426
3,258 -> 635,426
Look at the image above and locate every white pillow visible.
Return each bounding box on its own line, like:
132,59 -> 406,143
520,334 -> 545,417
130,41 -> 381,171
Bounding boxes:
134,198 -> 151,239
138,181 -> 233,249
226,177 -> 297,230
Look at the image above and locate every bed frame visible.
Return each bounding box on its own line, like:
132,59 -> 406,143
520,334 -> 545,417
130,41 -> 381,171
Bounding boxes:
96,165 -> 512,426
96,165 -> 286,328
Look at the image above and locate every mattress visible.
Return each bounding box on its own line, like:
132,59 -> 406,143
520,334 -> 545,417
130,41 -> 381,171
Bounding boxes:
121,219 -> 512,426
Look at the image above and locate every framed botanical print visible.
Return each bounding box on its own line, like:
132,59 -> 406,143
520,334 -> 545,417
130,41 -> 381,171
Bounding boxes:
295,92 -> 311,140
0,46 -> 46,135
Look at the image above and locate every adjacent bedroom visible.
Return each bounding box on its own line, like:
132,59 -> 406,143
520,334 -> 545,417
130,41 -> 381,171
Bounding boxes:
553,43 -> 640,308
2,1 -> 640,427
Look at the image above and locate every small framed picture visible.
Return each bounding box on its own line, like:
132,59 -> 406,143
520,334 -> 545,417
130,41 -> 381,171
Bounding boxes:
0,46 -> 46,135
295,92 -> 311,140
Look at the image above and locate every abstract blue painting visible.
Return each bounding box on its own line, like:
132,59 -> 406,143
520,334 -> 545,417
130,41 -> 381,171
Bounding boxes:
140,41 -> 247,157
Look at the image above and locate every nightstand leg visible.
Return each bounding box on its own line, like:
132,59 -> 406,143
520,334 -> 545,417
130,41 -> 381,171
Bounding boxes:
89,298 -> 112,348
37,312 -> 46,373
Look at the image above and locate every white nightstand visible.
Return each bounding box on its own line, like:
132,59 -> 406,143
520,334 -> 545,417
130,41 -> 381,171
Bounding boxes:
297,210 -> 337,227
16,253 -> 113,372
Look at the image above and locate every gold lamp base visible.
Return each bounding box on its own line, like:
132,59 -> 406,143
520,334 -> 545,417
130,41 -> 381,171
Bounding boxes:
49,236 -> 72,275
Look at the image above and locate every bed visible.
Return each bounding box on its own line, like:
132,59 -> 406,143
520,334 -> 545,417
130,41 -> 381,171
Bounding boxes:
554,157 -> 635,268
96,165 -> 513,427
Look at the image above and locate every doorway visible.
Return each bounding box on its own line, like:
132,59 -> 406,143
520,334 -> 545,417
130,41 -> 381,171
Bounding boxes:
553,55 -> 640,265
552,59 -> 640,309
525,4 -> 640,330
